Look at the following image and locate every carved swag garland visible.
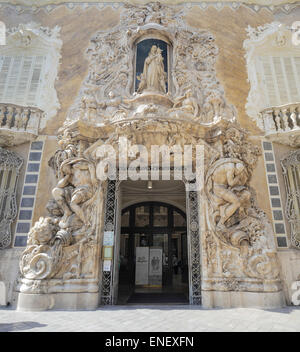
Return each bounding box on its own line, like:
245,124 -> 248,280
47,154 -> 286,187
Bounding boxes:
18,2 -> 282,296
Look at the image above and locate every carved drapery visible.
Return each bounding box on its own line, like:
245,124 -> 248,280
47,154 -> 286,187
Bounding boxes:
281,150 -> 300,249
0,147 -> 23,249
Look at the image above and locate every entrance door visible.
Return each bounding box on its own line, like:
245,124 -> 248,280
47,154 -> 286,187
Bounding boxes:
118,202 -> 188,304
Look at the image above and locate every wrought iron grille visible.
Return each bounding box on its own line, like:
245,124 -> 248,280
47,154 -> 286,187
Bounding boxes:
0,147 -> 23,249
186,187 -> 201,304
100,180 -> 117,305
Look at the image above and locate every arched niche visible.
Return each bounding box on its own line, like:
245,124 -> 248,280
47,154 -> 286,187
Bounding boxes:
133,32 -> 173,94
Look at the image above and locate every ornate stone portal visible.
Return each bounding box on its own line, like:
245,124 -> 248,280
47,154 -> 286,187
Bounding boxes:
17,2 -> 284,310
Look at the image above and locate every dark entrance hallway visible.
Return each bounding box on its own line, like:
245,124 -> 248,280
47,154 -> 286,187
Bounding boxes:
117,201 -> 189,304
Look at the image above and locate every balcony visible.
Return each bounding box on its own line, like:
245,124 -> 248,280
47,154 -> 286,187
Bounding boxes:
260,103 -> 300,147
0,103 -> 44,146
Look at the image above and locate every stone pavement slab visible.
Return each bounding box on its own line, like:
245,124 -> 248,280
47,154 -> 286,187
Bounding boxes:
0,305 -> 300,332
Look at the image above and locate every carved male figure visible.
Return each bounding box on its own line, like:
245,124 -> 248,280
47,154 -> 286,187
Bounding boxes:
52,158 -> 97,228
211,161 -> 248,228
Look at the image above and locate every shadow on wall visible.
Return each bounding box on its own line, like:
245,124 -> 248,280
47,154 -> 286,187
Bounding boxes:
0,321 -> 47,332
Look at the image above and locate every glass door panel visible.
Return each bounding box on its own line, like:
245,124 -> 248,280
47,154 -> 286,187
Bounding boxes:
151,234 -> 168,287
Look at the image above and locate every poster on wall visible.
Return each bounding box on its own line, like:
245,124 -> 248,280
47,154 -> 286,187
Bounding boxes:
103,260 -> 111,272
149,247 -> 162,286
135,247 -> 149,285
103,231 -> 114,246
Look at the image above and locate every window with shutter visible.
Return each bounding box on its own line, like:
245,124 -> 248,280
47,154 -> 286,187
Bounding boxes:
0,55 -> 45,108
244,23 -> 300,127
256,56 -> 300,108
0,23 -> 62,122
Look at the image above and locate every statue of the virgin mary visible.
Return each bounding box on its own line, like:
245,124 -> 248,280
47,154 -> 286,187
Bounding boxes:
137,45 -> 167,94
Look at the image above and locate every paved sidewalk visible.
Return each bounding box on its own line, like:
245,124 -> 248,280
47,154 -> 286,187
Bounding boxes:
0,305 -> 300,332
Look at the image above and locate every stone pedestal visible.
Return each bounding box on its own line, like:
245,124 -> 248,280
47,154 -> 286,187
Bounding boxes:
201,290 -> 286,309
17,292 -> 99,311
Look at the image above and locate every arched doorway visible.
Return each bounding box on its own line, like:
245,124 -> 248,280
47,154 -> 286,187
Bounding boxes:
118,201 -> 189,304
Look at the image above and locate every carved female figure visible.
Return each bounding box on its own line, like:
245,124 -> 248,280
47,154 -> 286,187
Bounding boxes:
137,45 -> 167,94
168,89 -> 199,118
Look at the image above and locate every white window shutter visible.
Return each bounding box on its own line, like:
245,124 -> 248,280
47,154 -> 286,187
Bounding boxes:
260,56 -> 278,106
15,56 -> 33,106
3,55 -> 22,103
0,56 -> 12,102
0,55 -> 44,107
26,55 -> 43,106
258,55 -> 300,107
284,57 -> 299,102
272,57 -> 288,103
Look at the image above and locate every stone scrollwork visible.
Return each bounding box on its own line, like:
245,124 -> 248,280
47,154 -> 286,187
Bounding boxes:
20,217 -> 63,280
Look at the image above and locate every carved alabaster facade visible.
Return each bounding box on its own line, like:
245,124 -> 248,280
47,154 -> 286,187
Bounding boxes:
13,2 -> 286,310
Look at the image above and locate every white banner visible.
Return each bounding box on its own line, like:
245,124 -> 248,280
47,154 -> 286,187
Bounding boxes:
149,248 -> 162,276
135,247 -> 149,285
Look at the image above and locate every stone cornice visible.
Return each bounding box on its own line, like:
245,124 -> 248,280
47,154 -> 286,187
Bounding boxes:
1,0 -> 299,7
1,1 -> 299,16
